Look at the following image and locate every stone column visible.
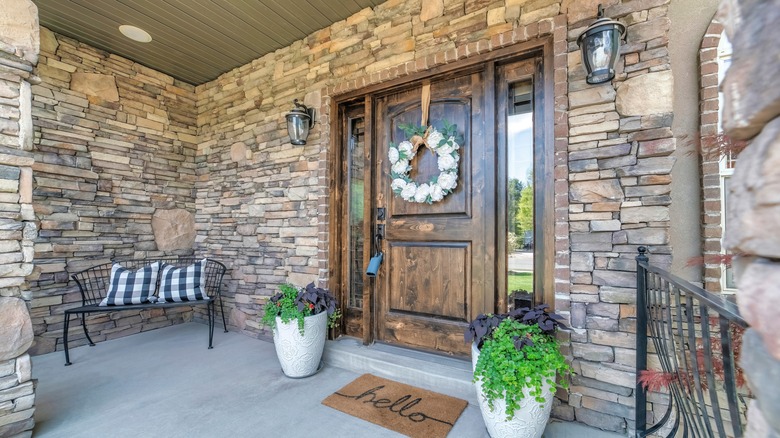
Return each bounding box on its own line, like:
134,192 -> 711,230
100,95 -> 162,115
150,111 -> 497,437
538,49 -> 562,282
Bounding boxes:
0,1 -> 39,437
720,0 -> 780,437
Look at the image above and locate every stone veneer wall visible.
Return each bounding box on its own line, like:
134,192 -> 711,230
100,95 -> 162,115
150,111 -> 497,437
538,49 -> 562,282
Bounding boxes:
698,19 -> 726,293
0,1 -> 38,436
719,0 -> 780,436
566,1 -> 677,432
194,0 -> 683,433
28,28 -> 200,355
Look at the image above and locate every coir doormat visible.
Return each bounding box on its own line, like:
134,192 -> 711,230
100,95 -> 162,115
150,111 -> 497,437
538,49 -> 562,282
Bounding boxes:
322,373 -> 468,438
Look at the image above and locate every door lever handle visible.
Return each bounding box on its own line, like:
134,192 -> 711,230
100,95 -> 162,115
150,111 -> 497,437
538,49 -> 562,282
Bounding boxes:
372,226 -> 384,257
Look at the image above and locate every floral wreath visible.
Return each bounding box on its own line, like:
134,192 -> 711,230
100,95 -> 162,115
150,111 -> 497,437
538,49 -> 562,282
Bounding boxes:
388,121 -> 461,204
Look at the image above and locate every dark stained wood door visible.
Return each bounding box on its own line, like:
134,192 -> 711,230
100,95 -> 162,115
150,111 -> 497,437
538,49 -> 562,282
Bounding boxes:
373,71 -> 492,356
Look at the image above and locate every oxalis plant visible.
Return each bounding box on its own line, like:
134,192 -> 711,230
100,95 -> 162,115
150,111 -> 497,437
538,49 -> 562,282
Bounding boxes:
465,304 -> 571,419
261,282 -> 341,335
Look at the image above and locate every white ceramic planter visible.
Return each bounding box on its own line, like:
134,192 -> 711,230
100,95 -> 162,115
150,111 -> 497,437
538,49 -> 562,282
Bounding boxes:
273,311 -> 327,378
471,343 -> 553,438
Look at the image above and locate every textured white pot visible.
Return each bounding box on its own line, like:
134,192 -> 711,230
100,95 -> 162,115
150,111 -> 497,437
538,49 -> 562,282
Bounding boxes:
471,343 -> 553,438
273,311 -> 327,378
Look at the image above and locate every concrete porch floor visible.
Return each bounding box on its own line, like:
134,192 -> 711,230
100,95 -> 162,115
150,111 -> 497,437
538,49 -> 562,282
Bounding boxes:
32,323 -> 624,438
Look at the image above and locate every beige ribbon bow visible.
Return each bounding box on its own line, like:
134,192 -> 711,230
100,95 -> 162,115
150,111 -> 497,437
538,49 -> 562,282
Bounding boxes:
410,82 -> 434,156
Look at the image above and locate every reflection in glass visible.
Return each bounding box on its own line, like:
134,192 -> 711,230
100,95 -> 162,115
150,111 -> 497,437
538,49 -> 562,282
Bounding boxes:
507,81 -> 534,311
348,117 -> 365,308
588,31 -> 613,71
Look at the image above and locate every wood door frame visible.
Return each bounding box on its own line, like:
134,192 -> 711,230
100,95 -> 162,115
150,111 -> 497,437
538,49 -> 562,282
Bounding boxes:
328,37 -> 555,345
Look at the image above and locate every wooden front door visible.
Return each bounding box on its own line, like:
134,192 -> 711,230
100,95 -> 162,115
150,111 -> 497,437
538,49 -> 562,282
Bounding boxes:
334,52 -> 550,358
373,71 -> 491,356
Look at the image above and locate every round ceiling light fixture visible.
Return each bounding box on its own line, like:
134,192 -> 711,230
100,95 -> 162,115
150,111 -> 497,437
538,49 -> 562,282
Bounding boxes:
119,25 -> 152,43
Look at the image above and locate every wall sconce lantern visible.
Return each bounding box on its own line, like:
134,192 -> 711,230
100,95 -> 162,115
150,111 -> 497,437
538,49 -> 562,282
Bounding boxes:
285,99 -> 315,145
577,5 -> 626,85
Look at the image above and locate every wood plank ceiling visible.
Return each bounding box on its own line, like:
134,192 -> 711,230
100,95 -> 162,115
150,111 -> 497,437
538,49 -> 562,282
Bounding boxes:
33,0 -> 385,85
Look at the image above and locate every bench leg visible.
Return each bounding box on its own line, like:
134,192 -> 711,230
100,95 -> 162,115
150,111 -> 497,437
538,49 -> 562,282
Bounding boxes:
81,313 -> 95,346
64,312 -> 72,366
219,295 -> 228,333
208,301 -> 214,349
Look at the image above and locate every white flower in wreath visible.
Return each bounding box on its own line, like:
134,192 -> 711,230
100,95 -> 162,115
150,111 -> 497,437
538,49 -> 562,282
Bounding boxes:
414,183 -> 431,203
438,171 -> 457,191
426,129 -> 444,149
430,183 -> 445,202
391,178 -> 407,192
397,141 -> 414,158
438,138 -> 460,155
437,153 -> 458,172
400,182 -> 417,200
392,159 -> 410,176
388,147 -> 400,164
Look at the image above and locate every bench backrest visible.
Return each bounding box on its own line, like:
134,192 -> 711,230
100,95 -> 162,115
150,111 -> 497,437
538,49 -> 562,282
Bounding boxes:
70,257 -> 227,306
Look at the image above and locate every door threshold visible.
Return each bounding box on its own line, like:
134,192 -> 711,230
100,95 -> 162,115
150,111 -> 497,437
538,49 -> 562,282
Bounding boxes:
323,337 -> 477,405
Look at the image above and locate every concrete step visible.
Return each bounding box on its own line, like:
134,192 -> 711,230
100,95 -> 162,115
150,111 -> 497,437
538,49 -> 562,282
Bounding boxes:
323,337 -> 478,405
324,337 -> 627,438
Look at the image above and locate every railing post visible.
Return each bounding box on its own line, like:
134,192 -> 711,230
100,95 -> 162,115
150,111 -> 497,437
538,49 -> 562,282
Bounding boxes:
635,246 -> 649,437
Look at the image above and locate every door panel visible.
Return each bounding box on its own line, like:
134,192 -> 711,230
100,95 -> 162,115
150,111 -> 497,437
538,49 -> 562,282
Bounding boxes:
387,99 -> 472,217
375,72 -> 488,356
388,242 -> 469,320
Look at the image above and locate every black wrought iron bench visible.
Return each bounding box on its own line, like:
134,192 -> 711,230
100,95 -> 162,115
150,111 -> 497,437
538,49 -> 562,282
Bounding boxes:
64,257 -> 228,366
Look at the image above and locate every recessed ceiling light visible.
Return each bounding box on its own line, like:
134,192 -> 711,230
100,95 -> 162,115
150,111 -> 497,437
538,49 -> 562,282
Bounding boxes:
119,25 -> 152,43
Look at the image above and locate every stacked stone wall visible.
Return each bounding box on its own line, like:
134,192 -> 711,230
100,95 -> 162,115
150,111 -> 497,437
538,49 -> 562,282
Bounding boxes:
565,1 -> 679,433
0,0 -> 39,435
28,29 -> 201,355
194,0 -> 686,433
194,0 -> 571,337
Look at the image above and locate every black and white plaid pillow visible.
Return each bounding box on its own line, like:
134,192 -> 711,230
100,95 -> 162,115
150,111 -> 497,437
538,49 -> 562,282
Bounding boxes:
99,262 -> 161,306
157,259 -> 208,302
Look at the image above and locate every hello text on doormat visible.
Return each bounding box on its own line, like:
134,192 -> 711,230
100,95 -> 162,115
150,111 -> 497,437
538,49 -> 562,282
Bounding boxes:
322,374 -> 468,438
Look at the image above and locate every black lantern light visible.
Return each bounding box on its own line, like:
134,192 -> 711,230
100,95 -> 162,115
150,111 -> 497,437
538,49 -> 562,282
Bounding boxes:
577,5 -> 626,85
285,99 -> 315,145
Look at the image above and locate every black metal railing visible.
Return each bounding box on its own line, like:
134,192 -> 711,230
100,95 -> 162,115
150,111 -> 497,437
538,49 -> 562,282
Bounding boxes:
636,247 -> 749,438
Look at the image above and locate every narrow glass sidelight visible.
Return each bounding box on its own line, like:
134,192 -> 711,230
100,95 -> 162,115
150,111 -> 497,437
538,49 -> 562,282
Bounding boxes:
506,80 -> 534,311
347,117 -> 366,308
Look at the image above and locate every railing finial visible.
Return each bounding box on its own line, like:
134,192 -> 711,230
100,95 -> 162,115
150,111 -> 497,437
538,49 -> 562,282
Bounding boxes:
637,246 -> 648,262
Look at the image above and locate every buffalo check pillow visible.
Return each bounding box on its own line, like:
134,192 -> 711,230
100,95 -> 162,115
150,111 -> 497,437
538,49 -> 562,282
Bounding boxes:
99,262 -> 161,306
157,259 -> 208,302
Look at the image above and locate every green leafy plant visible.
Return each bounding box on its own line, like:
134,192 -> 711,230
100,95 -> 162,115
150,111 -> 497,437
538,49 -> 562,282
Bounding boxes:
466,304 -> 571,419
261,282 -> 341,334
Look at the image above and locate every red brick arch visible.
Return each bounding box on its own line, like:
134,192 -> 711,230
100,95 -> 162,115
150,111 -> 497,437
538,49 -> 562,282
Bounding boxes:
699,18 -> 725,292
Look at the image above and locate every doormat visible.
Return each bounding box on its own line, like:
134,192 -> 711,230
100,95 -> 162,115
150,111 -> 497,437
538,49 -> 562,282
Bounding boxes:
322,373 -> 468,438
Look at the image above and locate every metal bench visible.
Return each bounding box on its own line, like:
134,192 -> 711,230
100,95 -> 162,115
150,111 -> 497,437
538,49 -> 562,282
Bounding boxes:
64,257 -> 228,366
